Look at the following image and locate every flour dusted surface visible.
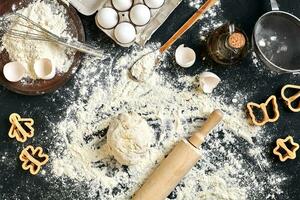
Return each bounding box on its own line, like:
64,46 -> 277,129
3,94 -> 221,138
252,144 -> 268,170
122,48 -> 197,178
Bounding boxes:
43,42 -> 286,199
0,0 -> 285,199
1,0 -> 73,79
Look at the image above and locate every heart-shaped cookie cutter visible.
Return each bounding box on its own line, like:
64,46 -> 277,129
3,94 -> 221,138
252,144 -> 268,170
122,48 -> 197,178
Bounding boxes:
273,136 -> 299,162
246,95 -> 280,126
281,84 -> 300,112
19,145 -> 49,175
8,113 -> 34,143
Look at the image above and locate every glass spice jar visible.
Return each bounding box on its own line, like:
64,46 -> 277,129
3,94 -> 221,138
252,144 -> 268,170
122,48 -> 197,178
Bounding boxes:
207,23 -> 249,65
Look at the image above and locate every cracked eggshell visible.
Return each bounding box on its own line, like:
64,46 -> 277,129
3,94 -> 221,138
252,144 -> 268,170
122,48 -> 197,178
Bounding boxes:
114,22 -> 136,44
112,0 -> 133,11
130,4 -> 151,26
34,58 -> 56,80
175,44 -> 196,68
3,61 -> 25,82
198,72 -> 221,94
96,8 -> 119,29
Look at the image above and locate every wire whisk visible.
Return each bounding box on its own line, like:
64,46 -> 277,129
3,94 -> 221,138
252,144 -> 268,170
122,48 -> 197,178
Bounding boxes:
0,13 -> 102,57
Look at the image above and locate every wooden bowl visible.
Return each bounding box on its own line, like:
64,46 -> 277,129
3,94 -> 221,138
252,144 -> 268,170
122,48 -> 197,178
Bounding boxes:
0,0 -> 85,95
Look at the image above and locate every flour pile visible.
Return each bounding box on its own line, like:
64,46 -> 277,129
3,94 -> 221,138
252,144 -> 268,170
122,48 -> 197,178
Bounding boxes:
41,42 -> 286,199
1,0 -> 284,199
1,0 -> 73,79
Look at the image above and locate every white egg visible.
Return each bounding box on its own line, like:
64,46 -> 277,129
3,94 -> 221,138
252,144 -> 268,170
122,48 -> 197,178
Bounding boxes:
34,58 -> 56,80
130,4 -> 151,26
96,8 -> 119,29
198,72 -> 221,94
144,0 -> 165,9
3,62 -> 25,82
175,44 -> 196,68
114,22 -> 136,44
112,0 -> 132,11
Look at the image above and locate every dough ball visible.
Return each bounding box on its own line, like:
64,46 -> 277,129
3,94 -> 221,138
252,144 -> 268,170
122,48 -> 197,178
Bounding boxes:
107,112 -> 153,165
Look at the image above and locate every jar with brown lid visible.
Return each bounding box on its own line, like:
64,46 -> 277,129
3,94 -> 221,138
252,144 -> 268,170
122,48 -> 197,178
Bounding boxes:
207,23 -> 249,65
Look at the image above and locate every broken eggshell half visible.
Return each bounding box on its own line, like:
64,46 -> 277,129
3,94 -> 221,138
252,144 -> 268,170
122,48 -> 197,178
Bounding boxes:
175,44 -> 196,68
33,58 -> 56,80
3,61 -> 26,82
197,72 -> 221,94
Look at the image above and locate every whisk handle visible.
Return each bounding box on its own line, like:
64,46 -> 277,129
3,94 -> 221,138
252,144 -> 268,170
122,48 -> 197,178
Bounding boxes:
61,39 -> 103,58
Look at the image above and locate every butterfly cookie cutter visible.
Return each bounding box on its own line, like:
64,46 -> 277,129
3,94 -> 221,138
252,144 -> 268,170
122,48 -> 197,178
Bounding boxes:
273,136 -> 299,162
246,95 -> 280,126
281,84 -> 300,112
8,113 -> 34,143
19,145 -> 49,175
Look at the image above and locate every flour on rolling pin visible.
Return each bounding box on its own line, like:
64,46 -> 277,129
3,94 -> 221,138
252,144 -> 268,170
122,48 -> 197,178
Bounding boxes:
133,110 -> 223,200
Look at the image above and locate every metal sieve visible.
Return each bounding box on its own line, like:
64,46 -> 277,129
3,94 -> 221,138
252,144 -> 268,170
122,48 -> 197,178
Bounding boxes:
253,0 -> 300,73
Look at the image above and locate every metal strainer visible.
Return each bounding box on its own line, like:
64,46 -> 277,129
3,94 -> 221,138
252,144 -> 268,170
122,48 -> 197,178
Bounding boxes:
253,0 -> 300,73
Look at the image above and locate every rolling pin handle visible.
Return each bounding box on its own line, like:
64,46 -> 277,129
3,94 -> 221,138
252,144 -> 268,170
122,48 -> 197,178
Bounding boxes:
188,109 -> 223,148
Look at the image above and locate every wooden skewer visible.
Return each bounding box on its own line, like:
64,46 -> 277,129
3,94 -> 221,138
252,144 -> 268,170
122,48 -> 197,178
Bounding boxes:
159,0 -> 218,53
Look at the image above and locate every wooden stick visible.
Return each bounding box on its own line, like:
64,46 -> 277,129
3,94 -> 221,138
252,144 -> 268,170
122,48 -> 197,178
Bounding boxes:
133,110 -> 223,200
159,0 -> 218,53
188,109 -> 223,147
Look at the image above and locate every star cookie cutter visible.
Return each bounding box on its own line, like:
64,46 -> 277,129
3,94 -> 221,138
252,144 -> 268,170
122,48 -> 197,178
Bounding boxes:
19,145 -> 49,175
8,113 -> 34,143
273,136 -> 299,162
246,95 -> 280,126
281,84 -> 300,112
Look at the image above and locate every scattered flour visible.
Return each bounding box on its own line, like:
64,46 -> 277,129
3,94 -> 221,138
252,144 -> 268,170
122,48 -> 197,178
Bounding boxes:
187,0 -> 205,9
44,43 -> 285,199
189,0 -> 225,41
130,50 -> 160,82
0,0 -> 287,199
1,0 -> 74,79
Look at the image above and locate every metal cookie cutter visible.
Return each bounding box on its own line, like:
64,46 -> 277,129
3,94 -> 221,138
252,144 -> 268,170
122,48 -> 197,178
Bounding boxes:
19,145 -> 49,175
8,113 -> 34,143
273,136 -> 299,162
246,95 -> 280,126
281,84 -> 300,112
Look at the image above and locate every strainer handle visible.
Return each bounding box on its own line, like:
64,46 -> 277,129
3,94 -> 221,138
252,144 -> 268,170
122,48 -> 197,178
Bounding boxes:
270,0 -> 279,11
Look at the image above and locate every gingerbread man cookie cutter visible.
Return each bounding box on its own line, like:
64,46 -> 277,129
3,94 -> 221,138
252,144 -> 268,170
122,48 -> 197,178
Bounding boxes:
8,113 -> 34,143
19,145 -> 49,175
281,84 -> 300,112
273,136 -> 299,162
246,95 -> 280,126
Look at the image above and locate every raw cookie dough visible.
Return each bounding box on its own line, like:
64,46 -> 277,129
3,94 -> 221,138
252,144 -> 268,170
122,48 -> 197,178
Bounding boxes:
107,112 -> 154,165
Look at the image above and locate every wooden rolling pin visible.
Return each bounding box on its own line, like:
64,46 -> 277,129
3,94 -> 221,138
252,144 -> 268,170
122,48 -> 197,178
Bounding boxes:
133,110 -> 223,200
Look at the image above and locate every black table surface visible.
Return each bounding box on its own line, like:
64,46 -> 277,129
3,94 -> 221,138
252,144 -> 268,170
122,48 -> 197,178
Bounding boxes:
0,0 -> 300,199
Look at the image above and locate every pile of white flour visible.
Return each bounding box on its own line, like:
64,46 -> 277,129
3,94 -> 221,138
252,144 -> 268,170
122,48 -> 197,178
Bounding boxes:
41,42 -> 286,199
1,0 -> 73,79
0,0 -> 286,199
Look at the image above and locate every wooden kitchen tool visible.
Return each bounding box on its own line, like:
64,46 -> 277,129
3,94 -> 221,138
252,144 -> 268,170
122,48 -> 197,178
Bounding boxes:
133,109 -> 223,200
130,0 -> 218,81
159,0 -> 218,53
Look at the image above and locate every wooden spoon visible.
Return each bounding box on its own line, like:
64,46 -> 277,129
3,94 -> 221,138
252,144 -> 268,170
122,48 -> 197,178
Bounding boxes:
130,0 -> 218,81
